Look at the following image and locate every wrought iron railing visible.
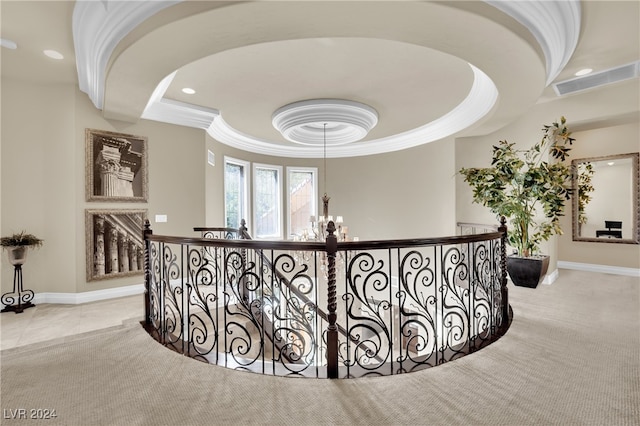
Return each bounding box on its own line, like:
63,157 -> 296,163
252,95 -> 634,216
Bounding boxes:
143,219 -> 510,378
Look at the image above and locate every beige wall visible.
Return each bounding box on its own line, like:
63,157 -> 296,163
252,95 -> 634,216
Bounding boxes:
1,80 -> 76,295
206,135 -> 457,241
324,137 -> 457,240
456,79 -> 640,270
1,79 -> 206,296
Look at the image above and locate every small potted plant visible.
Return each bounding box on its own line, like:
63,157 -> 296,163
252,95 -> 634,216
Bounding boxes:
1,231 -> 44,266
459,117 -> 575,288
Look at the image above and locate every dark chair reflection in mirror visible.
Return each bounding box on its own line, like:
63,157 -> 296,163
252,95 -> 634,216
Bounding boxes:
596,221 -> 623,238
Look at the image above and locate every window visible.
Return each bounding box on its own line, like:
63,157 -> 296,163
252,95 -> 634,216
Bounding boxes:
224,160 -> 317,239
287,167 -> 318,238
253,164 -> 282,239
224,157 -> 250,229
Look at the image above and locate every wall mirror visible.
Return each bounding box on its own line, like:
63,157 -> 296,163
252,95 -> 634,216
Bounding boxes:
572,152 -> 639,244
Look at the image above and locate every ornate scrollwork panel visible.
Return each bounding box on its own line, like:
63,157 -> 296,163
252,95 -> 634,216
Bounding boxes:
343,251 -> 392,373
144,228 -> 510,378
440,245 -> 471,361
397,248 -> 438,370
185,245 -> 220,359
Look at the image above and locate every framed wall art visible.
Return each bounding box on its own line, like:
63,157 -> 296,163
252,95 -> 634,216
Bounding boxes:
85,209 -> 147,282
85,128 -> 148,202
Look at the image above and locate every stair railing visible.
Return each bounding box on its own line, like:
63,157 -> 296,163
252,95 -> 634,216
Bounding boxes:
143,219 -> 510,378
194,221 -> 384,369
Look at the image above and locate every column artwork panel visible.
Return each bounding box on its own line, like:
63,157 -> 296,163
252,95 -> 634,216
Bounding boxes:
85,209 -> 147,281
85,129 -> 148,202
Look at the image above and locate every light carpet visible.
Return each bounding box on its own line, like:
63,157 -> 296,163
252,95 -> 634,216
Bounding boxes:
1,269 -> 638,426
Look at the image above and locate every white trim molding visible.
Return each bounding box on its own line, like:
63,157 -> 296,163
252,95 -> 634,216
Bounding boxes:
272,99 -> 379,146
542,269 -> 559,285
73,0 -> 181,110
75,1 -> 579,156
206,64 -> 497,158
558,261 -> 640,278
141,71 -> 219,129
486,0 -> 581,85
5,284 -> 145,309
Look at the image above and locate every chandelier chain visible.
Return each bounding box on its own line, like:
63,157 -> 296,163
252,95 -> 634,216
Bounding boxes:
323,122 -> 327,195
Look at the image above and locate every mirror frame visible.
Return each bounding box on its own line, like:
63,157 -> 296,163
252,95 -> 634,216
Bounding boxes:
571,152 -> 640,244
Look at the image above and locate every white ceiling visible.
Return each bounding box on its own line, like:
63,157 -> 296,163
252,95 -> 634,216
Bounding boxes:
1,1 -> 638,157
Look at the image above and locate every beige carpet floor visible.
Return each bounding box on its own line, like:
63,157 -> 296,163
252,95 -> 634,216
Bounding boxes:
1,269 -> 638,426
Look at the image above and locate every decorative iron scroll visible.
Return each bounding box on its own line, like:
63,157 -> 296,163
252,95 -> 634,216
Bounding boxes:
144,224 -> 510,378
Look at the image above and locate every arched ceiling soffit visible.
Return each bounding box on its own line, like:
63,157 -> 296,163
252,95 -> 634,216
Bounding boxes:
75,1 -> 580,158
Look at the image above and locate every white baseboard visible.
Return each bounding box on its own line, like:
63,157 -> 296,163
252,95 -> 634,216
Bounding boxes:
542,268 -> 559,285
18,284 -> 144,307
557,261 -> 640,277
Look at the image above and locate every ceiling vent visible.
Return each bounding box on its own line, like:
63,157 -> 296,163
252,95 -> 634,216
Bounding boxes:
553,61 -> 639,96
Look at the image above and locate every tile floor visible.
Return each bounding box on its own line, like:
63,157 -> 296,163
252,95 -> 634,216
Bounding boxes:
0,295 -> 142,350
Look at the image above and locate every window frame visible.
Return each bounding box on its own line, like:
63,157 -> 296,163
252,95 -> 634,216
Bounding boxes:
286,166 -> 318,239
223,156 -> 251,231
252,163 -> 283,240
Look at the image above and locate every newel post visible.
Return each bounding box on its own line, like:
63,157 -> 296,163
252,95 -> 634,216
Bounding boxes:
239,219 -> 248,240
143,219 -> 153,327
325,221 -> 339,379
238,219 -> 249,303
498,216 -> 509,327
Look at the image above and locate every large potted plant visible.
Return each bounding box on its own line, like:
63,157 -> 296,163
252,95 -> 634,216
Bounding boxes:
575,162 -> 595,233
459,117 -> 575,288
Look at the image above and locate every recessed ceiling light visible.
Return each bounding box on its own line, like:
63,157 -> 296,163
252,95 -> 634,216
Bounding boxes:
1,38 -> 17,49
182,88 -> 196,95
43,49 -> 64,60
575,68 -> 593,77
607,162 -> 615,166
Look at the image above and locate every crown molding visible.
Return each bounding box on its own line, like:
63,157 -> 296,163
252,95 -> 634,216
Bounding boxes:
272,99 -> 379,146
206,64 -> 497,158
141,71 -> 218,128
73,0 -> 181,110
75,1 -> 578,156
486,0 -> 580,85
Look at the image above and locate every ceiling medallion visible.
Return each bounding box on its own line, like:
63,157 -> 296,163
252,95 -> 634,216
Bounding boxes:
272,99 -> 378,146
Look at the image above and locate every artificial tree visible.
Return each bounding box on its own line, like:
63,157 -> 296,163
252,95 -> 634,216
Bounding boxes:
460,117 -> 575,258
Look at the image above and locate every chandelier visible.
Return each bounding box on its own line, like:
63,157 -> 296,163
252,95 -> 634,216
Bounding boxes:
306,122 -> 349,242
273,99 -> 377,243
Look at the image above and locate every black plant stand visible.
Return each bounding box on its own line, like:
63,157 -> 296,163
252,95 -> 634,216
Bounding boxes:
1,264 -> 35,314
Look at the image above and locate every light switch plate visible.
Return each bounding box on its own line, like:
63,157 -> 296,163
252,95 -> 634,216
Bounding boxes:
155,214 -> 167,223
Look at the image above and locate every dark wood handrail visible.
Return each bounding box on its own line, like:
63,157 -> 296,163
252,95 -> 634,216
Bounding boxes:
148,231 -> 503,253
335,232 -> 503,251
193,226 -> 240,234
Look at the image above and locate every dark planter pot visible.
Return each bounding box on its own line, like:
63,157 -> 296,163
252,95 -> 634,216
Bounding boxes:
506,255 -> 550,288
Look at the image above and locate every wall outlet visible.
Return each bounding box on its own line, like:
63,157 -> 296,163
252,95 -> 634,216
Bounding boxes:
155,214 -> 167,223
